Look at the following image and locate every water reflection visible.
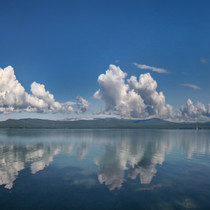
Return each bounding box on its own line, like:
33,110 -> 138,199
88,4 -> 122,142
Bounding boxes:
0,141 -> 90,189
95,132 -> 172,190
0,129 -> 209,190
0,143 -> 60,189
175,131 -> 210,158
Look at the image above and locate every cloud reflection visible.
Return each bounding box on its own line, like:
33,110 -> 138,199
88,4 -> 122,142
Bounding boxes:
95,132 -> 172,190
0,130 -> 209,190
0,141 -> 89,189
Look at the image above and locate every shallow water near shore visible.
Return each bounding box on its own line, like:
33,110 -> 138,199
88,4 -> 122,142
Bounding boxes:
0,129 -> 210,209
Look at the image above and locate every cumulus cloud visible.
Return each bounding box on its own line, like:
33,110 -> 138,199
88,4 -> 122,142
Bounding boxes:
94,64 -> 172,119
75,96 -> 89,113
181,83 -> 201,90
177,99 -> 210,121
0,66 -> 89,114
133,62 -> 169,74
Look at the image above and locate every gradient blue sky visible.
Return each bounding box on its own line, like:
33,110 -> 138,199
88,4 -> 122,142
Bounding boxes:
0,0 -> 210,120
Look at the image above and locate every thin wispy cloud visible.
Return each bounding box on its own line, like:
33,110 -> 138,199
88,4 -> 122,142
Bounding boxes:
133,62 -> 169,74
181,83 -> 201,90
200,58 -> 207,63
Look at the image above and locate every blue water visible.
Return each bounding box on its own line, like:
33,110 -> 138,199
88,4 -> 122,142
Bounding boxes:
0,129 -> 210,209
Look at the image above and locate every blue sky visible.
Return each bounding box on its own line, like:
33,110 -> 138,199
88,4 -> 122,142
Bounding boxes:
0,0 -> 210,121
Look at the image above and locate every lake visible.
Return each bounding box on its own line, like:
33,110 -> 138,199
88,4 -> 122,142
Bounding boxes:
0,129 -> 210,209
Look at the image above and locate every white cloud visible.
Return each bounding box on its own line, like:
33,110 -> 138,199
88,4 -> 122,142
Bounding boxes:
200,58 -> 207,63
177,99 -> 210,121
133,62 -> 169,74
181,83 -> 201,90
94,64 -> 130,110
127,73 -> 172,118
75,96 -> 89,113
0,66 -> 89,114
94,64 -> 172,119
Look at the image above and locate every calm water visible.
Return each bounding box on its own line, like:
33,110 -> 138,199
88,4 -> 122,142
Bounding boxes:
0,129 -> 210,209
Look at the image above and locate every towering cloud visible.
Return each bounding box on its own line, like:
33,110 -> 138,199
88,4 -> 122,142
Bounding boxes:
177,99 -> 210,121
0,66 -> 88,114
75,96 -> 89,113
94,64 -> 172,119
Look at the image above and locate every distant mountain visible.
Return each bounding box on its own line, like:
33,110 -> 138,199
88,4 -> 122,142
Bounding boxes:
0,119 -> 35,128
0,118 -> 209,129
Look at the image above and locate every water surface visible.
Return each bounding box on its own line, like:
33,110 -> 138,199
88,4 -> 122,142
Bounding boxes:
0,129 -> 210,209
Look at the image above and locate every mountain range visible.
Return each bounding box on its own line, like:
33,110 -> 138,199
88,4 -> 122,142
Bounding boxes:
0,118 -> 209,129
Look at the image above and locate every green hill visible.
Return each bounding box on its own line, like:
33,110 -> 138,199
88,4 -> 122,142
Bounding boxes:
0,118 -> 209,129
0,119 -> 35,128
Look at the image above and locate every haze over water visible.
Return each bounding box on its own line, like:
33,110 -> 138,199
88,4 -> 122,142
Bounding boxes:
0,129 -> 210,209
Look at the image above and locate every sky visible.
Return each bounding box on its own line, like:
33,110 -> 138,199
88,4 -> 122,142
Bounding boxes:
0,0 -> 210,121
